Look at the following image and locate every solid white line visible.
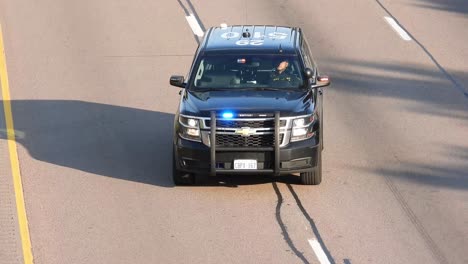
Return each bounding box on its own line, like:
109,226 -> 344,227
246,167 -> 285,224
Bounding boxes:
185,14 -> 204,37
308,239 -> 331,264
384,16 -> 412,41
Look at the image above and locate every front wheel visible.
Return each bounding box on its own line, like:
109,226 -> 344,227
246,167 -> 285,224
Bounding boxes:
300,147 -> 322,185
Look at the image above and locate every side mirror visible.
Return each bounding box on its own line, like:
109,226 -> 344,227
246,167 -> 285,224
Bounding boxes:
170,75 -> 185,88
304,68 -> 314,79
311,75 -> 330,88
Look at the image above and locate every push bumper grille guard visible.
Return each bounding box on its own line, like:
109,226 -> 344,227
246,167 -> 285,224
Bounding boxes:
210,111 -> 281,176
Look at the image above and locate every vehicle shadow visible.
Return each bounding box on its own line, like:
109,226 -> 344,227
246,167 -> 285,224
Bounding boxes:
0,100 -> 303,188
365,145 -> 468,190
193,174 -> 302,188
1,100 -> 175,187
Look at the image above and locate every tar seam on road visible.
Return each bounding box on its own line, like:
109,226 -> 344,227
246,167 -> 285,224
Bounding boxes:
272,182 -> 310,264
375,0 -> 468,98
287,184 -> 336,264
383,174 -> 449,264
373,3 -> 457,262
177,0 -> 206,44
0,24 -> 34,264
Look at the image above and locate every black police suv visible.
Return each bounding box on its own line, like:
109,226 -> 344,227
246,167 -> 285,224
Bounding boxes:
170,25 -> 330,185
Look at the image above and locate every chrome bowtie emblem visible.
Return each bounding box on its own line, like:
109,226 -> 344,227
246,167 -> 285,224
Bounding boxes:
235,127 -> 256,137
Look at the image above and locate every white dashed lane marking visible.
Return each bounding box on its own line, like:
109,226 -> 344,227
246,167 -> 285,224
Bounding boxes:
384,16 -> 412,41
308,239 -> 332,264
185,14 -> 204,37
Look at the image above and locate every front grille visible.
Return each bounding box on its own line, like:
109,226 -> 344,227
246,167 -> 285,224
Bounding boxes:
215,134 -> 284,147
205,119 -> 286,128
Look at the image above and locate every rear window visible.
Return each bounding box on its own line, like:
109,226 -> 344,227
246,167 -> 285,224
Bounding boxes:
190,55 -> 305,90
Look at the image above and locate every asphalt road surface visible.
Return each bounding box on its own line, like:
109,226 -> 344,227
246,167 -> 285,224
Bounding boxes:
0,0 -> 467,263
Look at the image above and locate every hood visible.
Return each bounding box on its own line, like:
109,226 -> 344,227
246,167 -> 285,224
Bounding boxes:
180,89 -> 314,117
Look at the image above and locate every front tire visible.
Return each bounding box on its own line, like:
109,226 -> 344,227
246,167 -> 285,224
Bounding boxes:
300,146 -> 322,185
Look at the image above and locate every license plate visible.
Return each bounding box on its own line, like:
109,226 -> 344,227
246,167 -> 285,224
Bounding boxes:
234,159 -> 257,170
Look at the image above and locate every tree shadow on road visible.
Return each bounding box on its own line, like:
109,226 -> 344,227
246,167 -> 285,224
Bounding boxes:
325,59 -> 468,190
412,0 -> 468,16
327,59 -> 468,120
377,161 -> 468,190
374,144 -> 468,190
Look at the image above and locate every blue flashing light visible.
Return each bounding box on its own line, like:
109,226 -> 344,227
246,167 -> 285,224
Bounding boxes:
222,112 -> 234,119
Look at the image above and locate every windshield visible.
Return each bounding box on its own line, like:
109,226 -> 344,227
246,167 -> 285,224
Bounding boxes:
190,55 -> 305,90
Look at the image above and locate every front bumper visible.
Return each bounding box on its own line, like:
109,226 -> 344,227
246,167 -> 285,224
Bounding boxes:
174,136 -> 319,176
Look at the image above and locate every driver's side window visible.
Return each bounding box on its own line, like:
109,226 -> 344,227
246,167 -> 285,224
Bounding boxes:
301,39 -> 313,69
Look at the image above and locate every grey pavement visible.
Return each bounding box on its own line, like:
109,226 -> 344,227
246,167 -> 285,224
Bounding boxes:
0,102 -> 22,264
0,0 -> 467,263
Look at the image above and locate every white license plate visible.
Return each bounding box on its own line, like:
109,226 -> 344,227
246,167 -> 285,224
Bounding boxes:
233,159 -> 257,170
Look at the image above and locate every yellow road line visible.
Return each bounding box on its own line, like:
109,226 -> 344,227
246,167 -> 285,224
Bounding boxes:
0,24 -> 34,264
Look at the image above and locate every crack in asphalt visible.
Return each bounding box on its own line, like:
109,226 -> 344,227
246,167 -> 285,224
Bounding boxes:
272,182 -> 337,264
383,171 -> 450,264
272,182 -> 310,264
373,2 -> 455,262
287,183 -> 336,264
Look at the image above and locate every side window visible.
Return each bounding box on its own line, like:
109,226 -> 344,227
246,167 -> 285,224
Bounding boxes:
301,38 -> 317,91
194,59 -> 205,86
301,38 -> 313,69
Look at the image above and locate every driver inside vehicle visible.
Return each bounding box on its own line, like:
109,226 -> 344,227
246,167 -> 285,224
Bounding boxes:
269,60 -> 301,87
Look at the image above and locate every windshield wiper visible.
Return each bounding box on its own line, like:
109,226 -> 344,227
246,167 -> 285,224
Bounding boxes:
191,88 -> 230,92
238,87 -> 299,91
253,87 -> 282,91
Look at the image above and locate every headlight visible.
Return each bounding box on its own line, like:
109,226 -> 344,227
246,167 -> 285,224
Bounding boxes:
291,114 -> 316,142
178,115 -> 201,142
179,116 -> 199,128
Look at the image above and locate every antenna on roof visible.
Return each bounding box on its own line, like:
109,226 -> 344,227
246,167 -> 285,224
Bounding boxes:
242,29 -> 251,38
279,44 -> 283,53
